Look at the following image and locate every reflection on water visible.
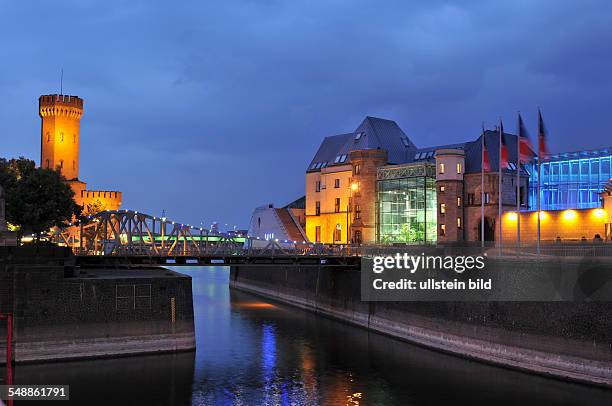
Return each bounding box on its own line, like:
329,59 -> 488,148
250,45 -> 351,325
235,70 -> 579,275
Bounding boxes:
12,266 -> 612,405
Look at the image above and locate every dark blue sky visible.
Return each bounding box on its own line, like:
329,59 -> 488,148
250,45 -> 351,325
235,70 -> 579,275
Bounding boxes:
2,1 -> 612,229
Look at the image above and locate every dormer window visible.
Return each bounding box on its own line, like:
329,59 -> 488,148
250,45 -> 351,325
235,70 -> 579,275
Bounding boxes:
339,154 -> 348,163
354,132 -> 364,141
401,137 -> 411,147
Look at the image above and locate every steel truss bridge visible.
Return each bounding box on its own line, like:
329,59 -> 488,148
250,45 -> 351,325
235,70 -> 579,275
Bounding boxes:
53,210 -> 612,267
53,210 -> 360,266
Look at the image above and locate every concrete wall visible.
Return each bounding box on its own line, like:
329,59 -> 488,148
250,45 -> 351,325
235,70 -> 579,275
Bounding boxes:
0,246 -> 195,363
230,261 -> 612,387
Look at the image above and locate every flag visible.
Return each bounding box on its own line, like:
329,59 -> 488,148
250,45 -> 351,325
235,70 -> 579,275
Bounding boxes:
482,132 -> 490,171
518,113 -> 534,162
538,109 -> 549,159
499,121 -> 508,169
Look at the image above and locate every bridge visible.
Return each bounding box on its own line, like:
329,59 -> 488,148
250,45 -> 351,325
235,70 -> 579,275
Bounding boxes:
52,209 -> 612,267
53,210 -> 360,267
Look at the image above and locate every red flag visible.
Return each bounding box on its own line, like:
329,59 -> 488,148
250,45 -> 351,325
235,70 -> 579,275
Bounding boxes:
538,109 -> 549,159
482,132 -> 490,171
499,121 -> 508,169
518,113 -> 534,162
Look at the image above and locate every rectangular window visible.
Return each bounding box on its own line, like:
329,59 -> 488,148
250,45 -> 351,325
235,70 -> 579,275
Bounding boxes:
439,163 -> 445,174
315,201 -> 320,216
354,164 -> 361,175
440,224 -> 446,236
315,226 -> 321,243
440,186 -> 445,193
440,203 -> 446,214
457,217 -> 462,229
467,193 -> 475,205
484,193 -> 490,204
315,181 -> 321,192
334,227 -> 342,242
334,198 -> 341,213
334,179 -> 340,188
457,163 -> 462,174
355,204 -> 361,220
457,197 -> 461,207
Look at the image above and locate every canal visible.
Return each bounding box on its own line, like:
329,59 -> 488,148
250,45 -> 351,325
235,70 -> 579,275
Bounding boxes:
14,266 -> 612,405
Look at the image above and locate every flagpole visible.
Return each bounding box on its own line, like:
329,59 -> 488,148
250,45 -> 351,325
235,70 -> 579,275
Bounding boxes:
481,124 -> 485,251
516,114 -> 521,257
537,110 -> 542,258
498,120 -> 503,256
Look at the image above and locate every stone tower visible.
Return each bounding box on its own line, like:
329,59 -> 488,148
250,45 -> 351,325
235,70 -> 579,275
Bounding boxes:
39,94 -> 84,181
38,93 -> 122,213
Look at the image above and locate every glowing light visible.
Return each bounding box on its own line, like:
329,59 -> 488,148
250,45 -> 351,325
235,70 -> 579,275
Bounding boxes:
351,182 -> 359,191
563,210 -> 577,221
507,212 -> 518,221
535,211 -> 547,220
594,208 -> 606,219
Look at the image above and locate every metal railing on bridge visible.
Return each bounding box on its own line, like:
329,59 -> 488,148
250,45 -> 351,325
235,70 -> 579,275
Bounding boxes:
52,210 -> 612,259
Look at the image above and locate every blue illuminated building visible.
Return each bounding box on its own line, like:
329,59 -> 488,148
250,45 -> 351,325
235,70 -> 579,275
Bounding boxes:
528,147 -> 612,211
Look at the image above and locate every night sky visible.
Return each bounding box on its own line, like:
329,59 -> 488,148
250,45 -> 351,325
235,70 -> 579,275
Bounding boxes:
2,1 -> 611,229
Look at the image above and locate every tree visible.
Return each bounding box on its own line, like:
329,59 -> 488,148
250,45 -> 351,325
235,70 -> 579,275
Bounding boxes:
0,157 -> 81,240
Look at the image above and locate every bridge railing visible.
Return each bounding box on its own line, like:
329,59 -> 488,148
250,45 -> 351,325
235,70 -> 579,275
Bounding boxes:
53,210 -> 612,258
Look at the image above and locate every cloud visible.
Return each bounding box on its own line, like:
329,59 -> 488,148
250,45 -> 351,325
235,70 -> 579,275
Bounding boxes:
1,0 -> 611,226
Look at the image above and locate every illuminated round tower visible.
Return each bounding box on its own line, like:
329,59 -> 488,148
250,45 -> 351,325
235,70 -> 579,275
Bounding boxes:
39,94 -> 84,181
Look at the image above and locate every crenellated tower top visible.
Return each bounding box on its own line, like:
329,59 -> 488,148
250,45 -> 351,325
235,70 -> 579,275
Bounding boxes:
39,94 -> 84,119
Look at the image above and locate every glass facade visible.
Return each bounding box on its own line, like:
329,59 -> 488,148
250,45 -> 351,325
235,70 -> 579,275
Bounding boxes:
377,164 -> 437,243
528,149 -> 612,210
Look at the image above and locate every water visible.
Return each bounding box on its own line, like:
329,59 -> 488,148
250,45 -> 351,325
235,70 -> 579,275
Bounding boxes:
12,266 -> 612,405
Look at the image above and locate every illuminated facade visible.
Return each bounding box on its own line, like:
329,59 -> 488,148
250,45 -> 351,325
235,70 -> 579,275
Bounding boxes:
377,163 -> 437,243
305,116 -> 611,244
39,94 -> 122,213
528,148 -> 612,211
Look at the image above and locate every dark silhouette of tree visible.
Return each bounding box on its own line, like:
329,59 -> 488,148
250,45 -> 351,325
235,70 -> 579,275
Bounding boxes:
0,157 -> 81,241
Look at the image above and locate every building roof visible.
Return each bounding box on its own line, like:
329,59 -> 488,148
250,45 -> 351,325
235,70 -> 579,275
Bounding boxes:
307,119 -> 535,175
307,116 -> 416,171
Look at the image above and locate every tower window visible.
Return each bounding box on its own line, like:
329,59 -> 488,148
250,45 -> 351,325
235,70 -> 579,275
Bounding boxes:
457,163 -> 462,174
440,224 -> 446,236
457,197 -> 461,207
457,217 -> 462,228
73,160 -> 76,170
60,132 -> 64,142
440,203 -> 446,214
45,159 -> 50,168
73,134 -> 76,144
46,132 -> 50,142
439,163 -> 445,174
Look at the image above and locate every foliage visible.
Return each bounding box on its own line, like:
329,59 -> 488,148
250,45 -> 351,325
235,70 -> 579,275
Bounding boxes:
0,157 -> 81,238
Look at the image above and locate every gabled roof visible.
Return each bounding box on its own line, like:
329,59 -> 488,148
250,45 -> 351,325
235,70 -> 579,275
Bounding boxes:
307,116 -> 416,171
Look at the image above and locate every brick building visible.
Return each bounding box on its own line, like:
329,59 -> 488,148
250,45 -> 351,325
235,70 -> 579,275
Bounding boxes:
305,117 -> 530,244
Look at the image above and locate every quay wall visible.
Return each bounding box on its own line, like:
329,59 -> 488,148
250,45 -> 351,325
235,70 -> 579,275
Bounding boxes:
0,246 -> 195,363
229,259 -> 612,387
